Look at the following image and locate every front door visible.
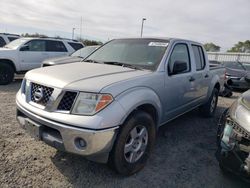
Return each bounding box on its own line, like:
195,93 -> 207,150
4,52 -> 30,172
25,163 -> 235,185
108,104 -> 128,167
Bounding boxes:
19,39 -> 49,70
162,43 -> 196,122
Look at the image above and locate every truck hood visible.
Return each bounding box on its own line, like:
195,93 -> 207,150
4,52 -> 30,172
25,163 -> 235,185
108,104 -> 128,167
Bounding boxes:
226,67 -> 247,78
0,47 -> 16,53
42,56 -> 82,66
26,62 -> 151,92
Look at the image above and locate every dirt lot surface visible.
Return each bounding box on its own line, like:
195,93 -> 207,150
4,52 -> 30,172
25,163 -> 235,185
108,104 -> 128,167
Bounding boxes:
0,79 -> 250,188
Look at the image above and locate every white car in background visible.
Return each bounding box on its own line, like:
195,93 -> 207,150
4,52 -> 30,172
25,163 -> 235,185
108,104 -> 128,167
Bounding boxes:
42,45 -> 100,67
0,37 -> 84,85
0,33 -> 20,47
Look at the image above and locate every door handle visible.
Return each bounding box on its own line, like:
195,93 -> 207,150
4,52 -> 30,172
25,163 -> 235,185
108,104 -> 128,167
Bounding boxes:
205,74 -> 209,78
189,76 -> 195,82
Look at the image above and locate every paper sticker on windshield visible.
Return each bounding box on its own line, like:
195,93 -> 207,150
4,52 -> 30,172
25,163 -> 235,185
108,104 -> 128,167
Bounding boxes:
148,42 -> 168,47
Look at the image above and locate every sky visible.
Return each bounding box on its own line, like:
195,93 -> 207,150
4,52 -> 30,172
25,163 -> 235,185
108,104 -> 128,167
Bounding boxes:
0,0 -> 249,51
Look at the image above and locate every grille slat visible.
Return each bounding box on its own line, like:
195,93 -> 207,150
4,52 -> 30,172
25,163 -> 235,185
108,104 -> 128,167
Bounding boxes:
57,91 -> 77,111
227,119 -> 250,140
30,83 -> 54,106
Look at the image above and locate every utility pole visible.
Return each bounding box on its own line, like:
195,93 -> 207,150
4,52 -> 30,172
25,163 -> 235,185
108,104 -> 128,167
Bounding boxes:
72,27 -> 76,39
140,18 -> 146,37
80,17 -> 83,40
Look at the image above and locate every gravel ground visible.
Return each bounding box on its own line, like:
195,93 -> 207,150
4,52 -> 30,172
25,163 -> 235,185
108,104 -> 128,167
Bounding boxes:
0,79 -> 249,188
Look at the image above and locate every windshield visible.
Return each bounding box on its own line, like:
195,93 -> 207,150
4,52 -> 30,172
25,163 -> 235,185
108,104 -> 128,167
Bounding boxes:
5,38 -> 29,49
85,39 -> 169,70
71,46 -> 98,58
242,63 -> 250,71
223,61 -> 245,70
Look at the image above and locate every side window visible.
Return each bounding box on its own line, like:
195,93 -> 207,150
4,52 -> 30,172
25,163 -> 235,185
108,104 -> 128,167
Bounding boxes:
192,45 -> 205,70
168,43 -> 190,74
8,37 -> 19,42
68,42 -> 84,50
0,36 -> 6,47
46,41 -> 67,52
25,40 -> 46,51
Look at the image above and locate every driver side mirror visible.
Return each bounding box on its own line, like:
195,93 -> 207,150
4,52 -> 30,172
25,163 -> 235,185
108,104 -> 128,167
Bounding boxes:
20,45 -> 29,51
171,61 -> 188,75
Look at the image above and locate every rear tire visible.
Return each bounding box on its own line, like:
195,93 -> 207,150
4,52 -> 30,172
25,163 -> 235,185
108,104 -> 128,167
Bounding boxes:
109,110 -> 156,176
0,63 -> 14,85
200,88 -> 219,117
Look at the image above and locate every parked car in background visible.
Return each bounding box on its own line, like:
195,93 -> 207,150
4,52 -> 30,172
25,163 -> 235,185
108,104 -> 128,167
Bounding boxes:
216,90 -> 250,181
0,37 -> 83,85
16,38 -> 225,175
223,61 -> 250,90
210,60 -> 233,97
42,45 -> 99,67
0,33 -> 20,47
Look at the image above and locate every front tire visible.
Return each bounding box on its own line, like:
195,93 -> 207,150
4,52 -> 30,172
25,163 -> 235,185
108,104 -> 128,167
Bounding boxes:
109,110 -> 156,176
200,88 -> 219,117
0,63 -> 14,85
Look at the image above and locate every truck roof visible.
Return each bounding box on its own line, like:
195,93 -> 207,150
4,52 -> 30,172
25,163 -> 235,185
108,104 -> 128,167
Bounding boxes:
113,37 -> 202,45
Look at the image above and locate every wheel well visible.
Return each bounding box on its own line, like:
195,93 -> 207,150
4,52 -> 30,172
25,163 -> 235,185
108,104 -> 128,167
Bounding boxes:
214,82 -> 220,91
0,59 -> 16,72
136,104 -> 158,125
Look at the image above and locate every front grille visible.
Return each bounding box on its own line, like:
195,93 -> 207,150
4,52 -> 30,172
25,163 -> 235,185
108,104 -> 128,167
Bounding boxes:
57,91 -> 77,111
31,83 -> 54,106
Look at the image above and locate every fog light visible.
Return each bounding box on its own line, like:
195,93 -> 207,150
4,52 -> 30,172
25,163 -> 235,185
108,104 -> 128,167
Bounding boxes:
74,137 -> 87,150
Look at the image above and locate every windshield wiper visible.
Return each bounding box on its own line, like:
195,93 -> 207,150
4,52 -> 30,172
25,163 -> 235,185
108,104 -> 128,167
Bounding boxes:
84,59 -> 103,64
103,61 -> 143,70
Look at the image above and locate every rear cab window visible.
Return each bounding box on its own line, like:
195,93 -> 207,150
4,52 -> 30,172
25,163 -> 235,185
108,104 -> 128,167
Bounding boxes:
192,45 -> 206,71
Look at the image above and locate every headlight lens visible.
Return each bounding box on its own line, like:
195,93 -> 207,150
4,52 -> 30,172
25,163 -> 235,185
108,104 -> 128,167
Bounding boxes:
72,92 -> 113,115
241,97 -> 250,109
21,79 -> 26,94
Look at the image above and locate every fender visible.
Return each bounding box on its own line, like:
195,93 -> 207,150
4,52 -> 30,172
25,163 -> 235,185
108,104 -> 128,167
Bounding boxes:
0,58 -> 18,72
207,74 -> 220,100
115,86 -> 162,127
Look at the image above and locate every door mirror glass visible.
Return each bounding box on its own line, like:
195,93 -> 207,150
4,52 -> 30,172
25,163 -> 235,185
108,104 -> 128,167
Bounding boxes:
20,45 -> 29,51
171,61 -> 188,75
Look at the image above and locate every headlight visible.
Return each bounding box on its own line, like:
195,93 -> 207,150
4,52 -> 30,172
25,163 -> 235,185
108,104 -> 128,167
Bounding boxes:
71,92 -> 113,115
21,79 -> 26,94
241,97 -> 250,110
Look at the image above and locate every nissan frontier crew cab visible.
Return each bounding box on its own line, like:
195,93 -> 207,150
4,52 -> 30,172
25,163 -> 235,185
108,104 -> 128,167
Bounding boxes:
16,38 -> 225,175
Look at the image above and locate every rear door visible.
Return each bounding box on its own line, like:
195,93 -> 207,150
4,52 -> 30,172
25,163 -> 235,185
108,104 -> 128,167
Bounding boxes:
19,39 -> 49,70
191,44 -> 209,101
163,42 -> 197,121
46,40 -> 68,58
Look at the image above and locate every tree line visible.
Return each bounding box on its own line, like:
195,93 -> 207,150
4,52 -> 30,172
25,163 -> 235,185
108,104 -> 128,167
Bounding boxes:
204,40 -> 250,53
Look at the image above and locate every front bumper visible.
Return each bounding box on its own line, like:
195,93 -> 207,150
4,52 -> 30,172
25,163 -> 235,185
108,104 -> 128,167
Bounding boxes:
216,110 -> 250,179
16,101 -> 118,162
229,78 -> 250,89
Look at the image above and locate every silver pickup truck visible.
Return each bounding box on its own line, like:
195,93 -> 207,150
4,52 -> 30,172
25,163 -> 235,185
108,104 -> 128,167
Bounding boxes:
16,38 -> 225,175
